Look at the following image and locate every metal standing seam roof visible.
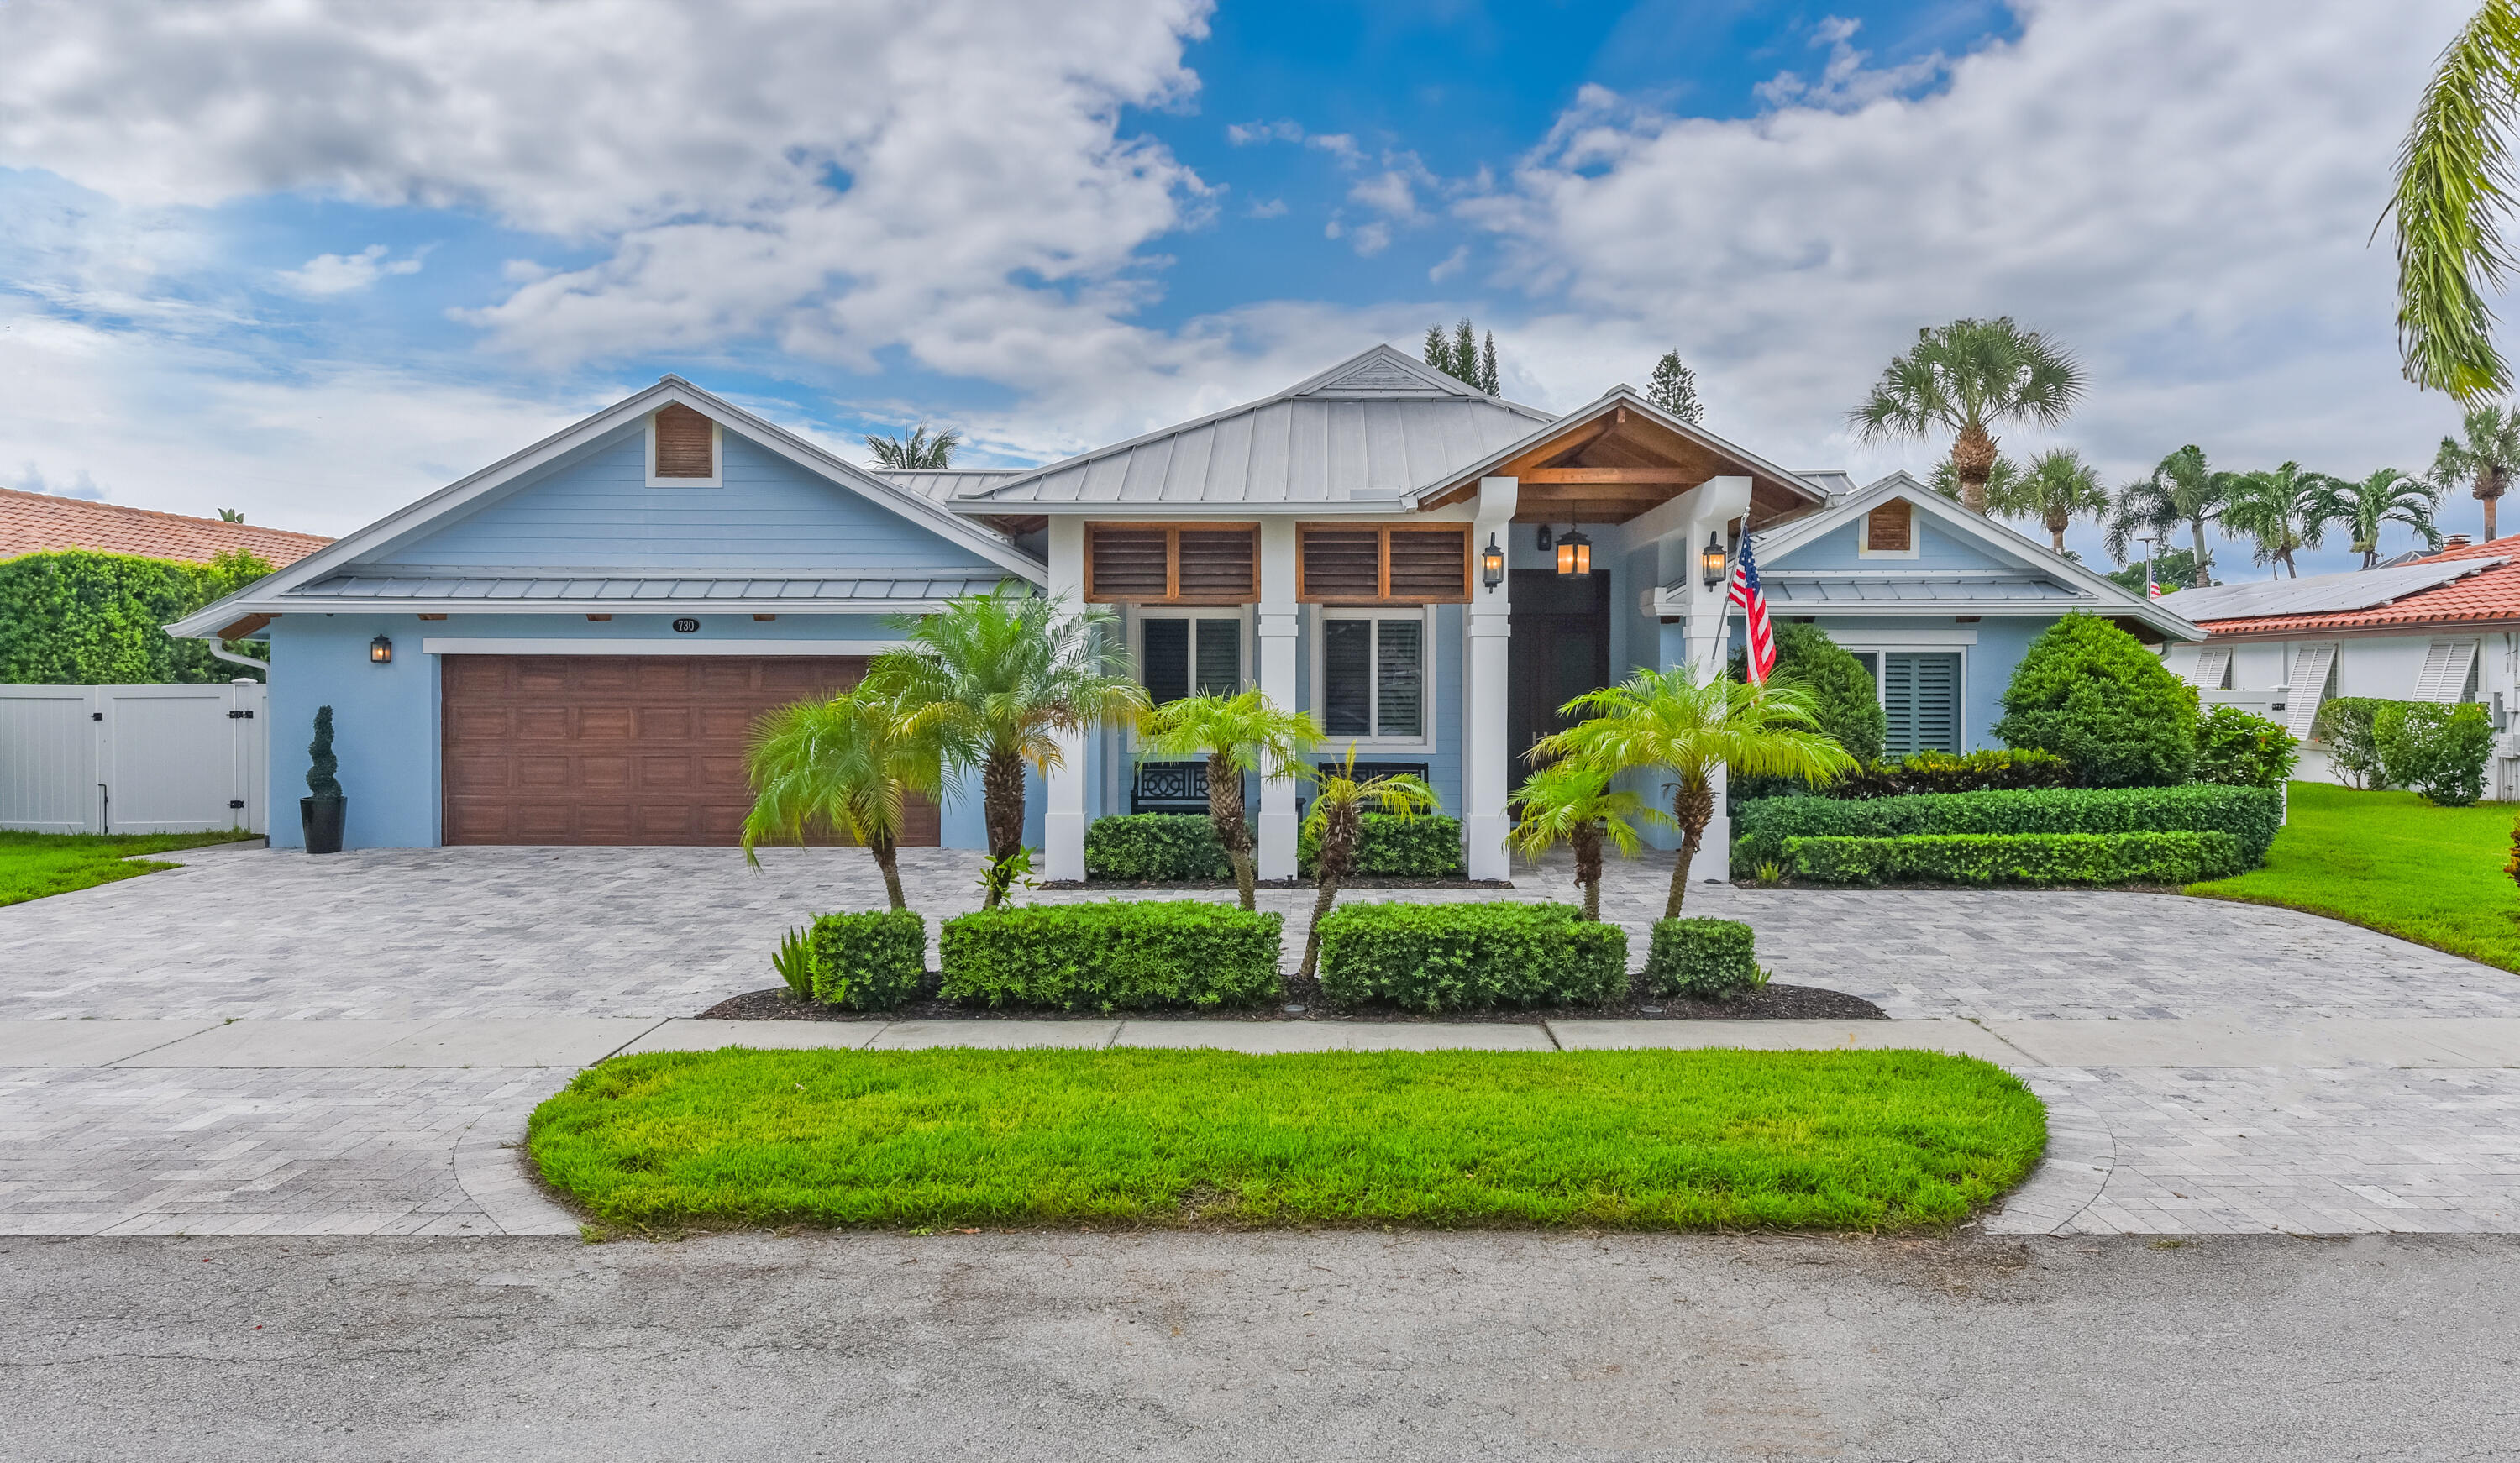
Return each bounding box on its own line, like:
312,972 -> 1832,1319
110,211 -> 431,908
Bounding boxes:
286,569 -> 1011,604
1761,572 -> 2085,606
2157,558 -> 2510,623
875,469 -> 1026,504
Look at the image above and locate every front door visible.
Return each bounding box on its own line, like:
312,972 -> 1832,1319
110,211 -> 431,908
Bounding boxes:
1506,569 -> 1613,768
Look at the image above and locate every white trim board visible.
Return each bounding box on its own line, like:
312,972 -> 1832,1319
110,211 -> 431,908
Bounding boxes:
1814,629 -> 1979,647
421,638 -> 906,657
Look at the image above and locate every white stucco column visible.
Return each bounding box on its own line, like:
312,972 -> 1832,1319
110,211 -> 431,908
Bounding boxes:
1464,477 -> 1517,880
1256,517 -> 1300,879
1679,475 -> 1752,884
1045,517 -> 1089,880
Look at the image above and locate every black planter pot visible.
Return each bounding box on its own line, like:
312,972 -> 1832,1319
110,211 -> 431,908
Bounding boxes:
301,796 -> 346,855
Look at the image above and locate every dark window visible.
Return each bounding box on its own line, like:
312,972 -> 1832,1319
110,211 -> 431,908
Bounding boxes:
1140,616 -> 1240,704
1323,615 -> 1424,739
1322,618 -> 1373,736
1377,618 -> 1423,737
1141,618 -> 1189,705
1194,620 -> 1241,696
1882,652 -> 1960,754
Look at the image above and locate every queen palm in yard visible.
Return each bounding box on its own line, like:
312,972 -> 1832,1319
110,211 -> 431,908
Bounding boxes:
2106,445 -> 2236,588
1137,690 -> 1322,911
2305,468 -> 2446,569
741,685 -> 950,913
869,584 -> 1147,908
2433,404 -> 2520,540
1509,758 -> 1667,921
2219,462 -> 2328,579
1293,749 -> 1439,983
1535,669 -> 1856,920
1851,317 -> 2083,517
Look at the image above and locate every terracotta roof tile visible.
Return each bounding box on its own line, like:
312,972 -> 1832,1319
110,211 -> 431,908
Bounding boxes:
0,488 -> 330,568
2198,533 -> 2520,634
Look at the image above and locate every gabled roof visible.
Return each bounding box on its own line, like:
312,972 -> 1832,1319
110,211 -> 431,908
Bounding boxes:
1403,385 -> 1828,519
877,469 -> 1026,504
2174,531 -> 2520,635
168,378 -> 1044,637
1755,471 -> 2204,640
0,487 -> 331,567
954,345 -> 1554,509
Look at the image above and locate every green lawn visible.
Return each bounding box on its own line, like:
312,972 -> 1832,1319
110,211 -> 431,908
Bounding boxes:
0,830 -> 256,908
528,1046 -> 2047,1234
2187,781 -> 2520,971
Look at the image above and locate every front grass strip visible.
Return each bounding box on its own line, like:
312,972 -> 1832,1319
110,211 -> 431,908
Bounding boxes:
529,1047 -> 2046,1233
0,831 -> 256,908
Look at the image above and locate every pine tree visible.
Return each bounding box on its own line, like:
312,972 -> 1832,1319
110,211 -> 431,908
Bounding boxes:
1422,324 -> 1450,377
1478,332 -> 1499,395
1424,319 -> 1504,394
1647,351 -> 1704,425
1452,319 -> 1477,382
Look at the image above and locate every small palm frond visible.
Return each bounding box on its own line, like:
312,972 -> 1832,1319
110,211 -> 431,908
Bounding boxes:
869,582 -> 1146,774
1298,746 -> 1439,836
1509,758 -> 1670,863
1534,667 -> 1858,791
2389,0 -> 2520,401
1137,690 -> 1322,780
865,422 -> 962,469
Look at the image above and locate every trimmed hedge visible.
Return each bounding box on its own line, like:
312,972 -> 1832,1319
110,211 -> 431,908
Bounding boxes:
1646,918 -> 1758,998
2192,705 -> 2299,789
1782,831 -> 2243,887
1992,612 -> 2200,786
1314,901 -> 1626,1011
1825,748 -> 2075,800
1731,784 -> 2281,874
1084,814 -> 1232,881
806,909 -> 927,1010
0,548 -> 275,684
939,900 -> 1283,1011
1299,814 -> 1466,878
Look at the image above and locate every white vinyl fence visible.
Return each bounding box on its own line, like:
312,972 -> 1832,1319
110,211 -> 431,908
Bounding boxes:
0,681 -> 266,835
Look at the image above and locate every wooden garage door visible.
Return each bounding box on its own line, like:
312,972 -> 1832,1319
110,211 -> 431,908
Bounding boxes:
441,656 -> 941,847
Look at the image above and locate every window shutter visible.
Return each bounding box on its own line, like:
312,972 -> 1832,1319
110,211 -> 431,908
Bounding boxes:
1321,619 -> 1373,736
1177,528 -> 1257,601
1088,528 -> 1172,601
1194,620 -> 1242,695
2283,643 -> 2335,739
653,404 -> 716,478
2184,647 -> 2231,691
2413,639 -> 2480,703
1883,652 -> 1960,754
1140,619 -> 1189,704
1386,527 -> 1470,601
1301,529 -> 1383,601
1866,500 -> 1912,552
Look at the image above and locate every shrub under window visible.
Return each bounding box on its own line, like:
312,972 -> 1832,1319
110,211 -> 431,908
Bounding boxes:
1298,812 -> 1464,878
1085,814 -> 1234,881
939,900 -> 1283,1011
1314,901 -> 1626,1011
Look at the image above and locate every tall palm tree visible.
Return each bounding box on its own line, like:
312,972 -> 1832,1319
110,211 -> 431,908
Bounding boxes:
1509,758 -> 1667,921
2433,403 -> 2520,540
740,686 -> 951,912
1293,749 -> 1440,983
2388,0 -> 2520,400
865,423 -> 960,469
2107,445 -> 2236,587
2219,462 -> 2329,579
1989,448 -> 2111,555
1851,317 -> 2084,516
1137,690 -> 1322,910
2304,468 -> 2445,568
869,584 -> 1147,908
1535,669 -> 1856,920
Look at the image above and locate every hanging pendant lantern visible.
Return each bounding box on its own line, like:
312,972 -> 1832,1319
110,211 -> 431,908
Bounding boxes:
1556,529 -> 1591,575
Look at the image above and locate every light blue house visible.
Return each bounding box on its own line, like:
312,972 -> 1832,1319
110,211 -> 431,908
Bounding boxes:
171,348 -> 2195,873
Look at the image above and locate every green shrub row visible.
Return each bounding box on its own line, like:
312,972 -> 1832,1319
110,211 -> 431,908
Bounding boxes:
1083,814 -> 1234,880
1730,784 -> 2281,874
806,909 -> 927,1009
1645,918 -> 1759,998
1299,813 -> 1464,878
937,900 -> 1284,1012
1824,748 -> 2075,799
1782,831 -> 2243,886
2191,705 -> 2300,789
0,548 -> 275,685
2316,697 -> 2496,805
1314,901 -> 1625,1011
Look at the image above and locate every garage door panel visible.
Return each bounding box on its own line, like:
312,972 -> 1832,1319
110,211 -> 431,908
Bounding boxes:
637,706 -> 693,740
513,708 -> 570,740
517,658 -> 572,692
515,755 -> 573,789
695,660 -> 755,692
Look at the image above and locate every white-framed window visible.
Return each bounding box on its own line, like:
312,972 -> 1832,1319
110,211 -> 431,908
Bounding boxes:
1847,648 -> 1964,755
1131,607 -> 1247,706
1314,606 -> 1431,747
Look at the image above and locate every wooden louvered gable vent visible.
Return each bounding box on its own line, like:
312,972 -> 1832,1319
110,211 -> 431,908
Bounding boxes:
1299,524 -> 1470,604
653,403 -> 717,480
1086,524 -> 1256,603
1866,499 -> 1912,553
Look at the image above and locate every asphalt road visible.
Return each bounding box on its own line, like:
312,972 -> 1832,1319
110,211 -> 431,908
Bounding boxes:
6,1231 -> 2516,1461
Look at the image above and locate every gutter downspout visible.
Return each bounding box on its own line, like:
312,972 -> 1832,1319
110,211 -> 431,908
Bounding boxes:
201,637 -> 270,677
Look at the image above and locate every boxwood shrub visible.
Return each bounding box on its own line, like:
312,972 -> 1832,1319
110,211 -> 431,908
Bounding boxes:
1314,901 -> 1626,1011
939,900 -> 1283,1011
1645,918 -> 1758,998
1731,784 -> 2281,874
1824,748 -> 2076,799
1298,814 -> 1466,878
806,909 -> 927,1010
1084,814 -> 1233,881
1782,831 -> 2243,887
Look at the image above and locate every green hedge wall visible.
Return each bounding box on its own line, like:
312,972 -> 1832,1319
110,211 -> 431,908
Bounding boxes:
1824,748 -> 2076,799
1644,918 -> 1758,998
1731,784 -> 2281,874
938,900 -> 1283,1011
0,548 -> 274,684
1084,815 -> 1233,881
1782,831 -> 2243,886
806,909 -> 927,1009
1314,901 -> 1627,1011
1299,814 -> 1465,878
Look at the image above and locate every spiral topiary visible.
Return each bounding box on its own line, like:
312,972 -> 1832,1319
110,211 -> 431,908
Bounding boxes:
306,705 -> 343,800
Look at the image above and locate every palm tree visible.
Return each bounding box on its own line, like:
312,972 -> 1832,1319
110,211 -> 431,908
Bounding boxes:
1928,452 -> 2023,507
1293,749 -> 1439,983
1989,448 -> 2111,555
868,584 -> 1147,908
865,423 -> 960,469
1137,690 -> 1322,910
740,686 -> 951,912
1535,669 -> 1856,920
1851,317 -> 2084,516
2304,468 -> 2445,569
2219,462 -> 2329,579
2433,403 -> 2520,540
1509,758 -> 1667,921
2388,1 -> 2520,400
2107,445 -> 2236,587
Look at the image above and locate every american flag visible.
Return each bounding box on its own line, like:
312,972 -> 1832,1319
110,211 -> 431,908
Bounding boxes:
1729,534 -> 1777,684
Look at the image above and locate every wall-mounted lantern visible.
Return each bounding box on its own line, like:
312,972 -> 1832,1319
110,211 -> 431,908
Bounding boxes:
1699,532 -> 1727,588
1536,523 -> 1554,553
1480,533 -> 1505,590
1555,528 -> 1592,576
369,634 -> 393,664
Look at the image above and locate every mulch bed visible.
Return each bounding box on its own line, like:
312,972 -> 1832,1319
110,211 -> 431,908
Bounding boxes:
1042,877 -> 1513,891
696,975 -> 1882,1025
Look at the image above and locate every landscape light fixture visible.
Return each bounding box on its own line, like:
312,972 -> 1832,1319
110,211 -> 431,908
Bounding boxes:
1700,532 -> 1727,588
369,634 -> 393,664
1556,528 -> 1592,575
1480,533 -> 1505,590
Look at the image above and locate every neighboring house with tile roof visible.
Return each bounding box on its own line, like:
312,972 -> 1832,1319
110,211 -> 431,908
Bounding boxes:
2159,533 -> 2520,794
0,487 -> 333,567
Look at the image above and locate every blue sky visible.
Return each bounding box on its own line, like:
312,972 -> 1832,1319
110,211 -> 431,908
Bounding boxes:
0,0 -> 2486,579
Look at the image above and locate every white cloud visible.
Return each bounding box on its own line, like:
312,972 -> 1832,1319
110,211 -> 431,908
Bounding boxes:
1247,197 -> 1289,219
276,244 -> 423,296
3,460 -> 107,501
1429,244 -> 1469,282
1752,17 -> 1948,112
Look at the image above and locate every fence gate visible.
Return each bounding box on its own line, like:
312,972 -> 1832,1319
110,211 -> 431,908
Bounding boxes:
0,682 -> 266,835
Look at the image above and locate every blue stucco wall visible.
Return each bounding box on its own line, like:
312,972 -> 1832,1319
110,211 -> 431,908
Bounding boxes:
1777,517 -> 2012,573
